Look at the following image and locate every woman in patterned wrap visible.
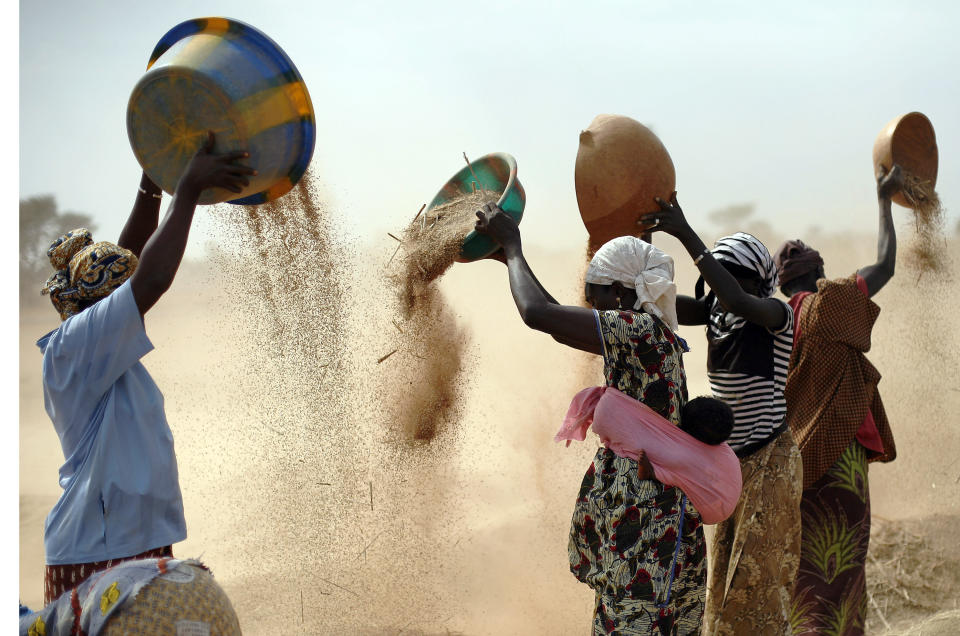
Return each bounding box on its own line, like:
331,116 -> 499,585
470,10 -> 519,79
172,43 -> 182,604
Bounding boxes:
640,194 -> 801,636
773,164 -> 903,636
475,204 -> 706,635
36,132 -> 255,604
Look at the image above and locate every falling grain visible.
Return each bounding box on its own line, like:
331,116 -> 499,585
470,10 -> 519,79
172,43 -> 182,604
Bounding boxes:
901,173 -> 949,275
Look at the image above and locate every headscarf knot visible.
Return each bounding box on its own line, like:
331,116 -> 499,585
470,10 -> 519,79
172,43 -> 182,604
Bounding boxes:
585,236 -> 679,332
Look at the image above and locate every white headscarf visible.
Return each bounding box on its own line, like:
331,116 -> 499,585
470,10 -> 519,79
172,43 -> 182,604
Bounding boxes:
585,236 -> 679,332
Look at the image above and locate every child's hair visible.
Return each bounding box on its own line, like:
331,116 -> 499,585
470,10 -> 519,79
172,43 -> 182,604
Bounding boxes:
680,396 -> 735,445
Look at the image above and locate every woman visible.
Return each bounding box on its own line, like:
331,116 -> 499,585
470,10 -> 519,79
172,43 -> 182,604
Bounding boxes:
21,558 -> 241,636
37,132 -> 254,603
639,196 -> 801,635
774,165 -> 902,635
475,205 -> 705,635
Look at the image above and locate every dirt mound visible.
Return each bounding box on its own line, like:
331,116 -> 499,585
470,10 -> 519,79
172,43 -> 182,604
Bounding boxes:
867,514 -> 960,634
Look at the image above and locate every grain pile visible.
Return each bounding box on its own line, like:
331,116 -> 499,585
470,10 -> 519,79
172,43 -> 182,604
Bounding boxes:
865,515 -> 960,634
900,174 -> 948,275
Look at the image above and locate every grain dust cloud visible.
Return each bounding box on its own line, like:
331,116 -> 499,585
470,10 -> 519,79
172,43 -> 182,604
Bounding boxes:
379,188 -> 498,444
18,175 -> 959,634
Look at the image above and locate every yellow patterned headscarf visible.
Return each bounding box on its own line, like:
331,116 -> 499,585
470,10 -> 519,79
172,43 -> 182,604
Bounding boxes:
41,229 -> 139,321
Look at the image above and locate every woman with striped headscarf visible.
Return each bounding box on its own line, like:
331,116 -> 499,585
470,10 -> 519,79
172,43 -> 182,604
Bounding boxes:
640,194 -> 801,636
35,133 -> 255,605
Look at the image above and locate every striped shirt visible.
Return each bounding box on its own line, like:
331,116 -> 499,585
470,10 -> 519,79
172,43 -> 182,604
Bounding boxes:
705,298 -> 794,457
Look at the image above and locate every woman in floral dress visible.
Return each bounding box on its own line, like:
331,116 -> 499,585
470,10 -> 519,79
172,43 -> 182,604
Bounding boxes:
475,205 -> 705,635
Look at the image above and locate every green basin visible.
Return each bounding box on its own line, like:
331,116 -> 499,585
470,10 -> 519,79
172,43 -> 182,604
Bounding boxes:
425,152 -> 525,262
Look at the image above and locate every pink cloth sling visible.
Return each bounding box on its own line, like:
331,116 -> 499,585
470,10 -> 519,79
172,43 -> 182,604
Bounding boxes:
556,386 -> 743,524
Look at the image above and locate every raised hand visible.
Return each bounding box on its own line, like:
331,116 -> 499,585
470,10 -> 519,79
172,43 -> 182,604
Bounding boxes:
637,191 -> 693,240
176,132 -> 257,199
474,202 -> 521,250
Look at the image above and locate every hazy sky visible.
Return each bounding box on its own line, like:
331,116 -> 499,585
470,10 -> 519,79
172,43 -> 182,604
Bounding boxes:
19,1 -> 960,252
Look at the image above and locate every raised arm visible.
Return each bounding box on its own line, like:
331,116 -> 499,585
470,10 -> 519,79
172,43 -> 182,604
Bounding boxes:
474,204 -> 602,355
484,248 -> 561,304
130,132 -> 255,316
639,193 -> 786,331
858,164 -> 902,297
117,172 -> 164,257
484,248 -> 596,349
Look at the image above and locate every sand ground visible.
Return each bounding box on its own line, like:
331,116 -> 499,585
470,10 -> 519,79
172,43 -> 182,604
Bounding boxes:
19,222 -> 960,634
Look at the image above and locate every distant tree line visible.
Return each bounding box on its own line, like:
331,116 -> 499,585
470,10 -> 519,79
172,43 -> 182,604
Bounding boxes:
20,196 -> 96,299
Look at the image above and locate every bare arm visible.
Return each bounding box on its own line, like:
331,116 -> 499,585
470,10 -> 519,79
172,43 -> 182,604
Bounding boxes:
130,133 -> 255,316
639,193 -> 787,331
475,205 -> 602,355
487,249 -> 586,347
676,294 -> 709,326
118,172 -> 163,258
858,165 -> 902,297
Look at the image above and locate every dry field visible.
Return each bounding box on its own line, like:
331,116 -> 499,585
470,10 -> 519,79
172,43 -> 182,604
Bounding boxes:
19,205 -> 960,634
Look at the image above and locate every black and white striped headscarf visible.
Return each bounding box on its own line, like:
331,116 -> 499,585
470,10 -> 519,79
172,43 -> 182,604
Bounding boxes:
699,232 -> 779,299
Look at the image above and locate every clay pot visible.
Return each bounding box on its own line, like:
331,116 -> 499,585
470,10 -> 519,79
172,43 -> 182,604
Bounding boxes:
575,114 -> 675,252
872,112 -> 938,209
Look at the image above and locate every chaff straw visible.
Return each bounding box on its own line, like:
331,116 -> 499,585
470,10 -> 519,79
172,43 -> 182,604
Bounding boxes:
868,552 -> 913,602
377,349 -> 398,364
867,590 -> 891,631
412,203 -> 426,222
355,530 -> 384,561
386,243 -> 403,267
463,152 -> 487,196
318,363 -> 330,386
317,577 -> 359,598
387,232 -> 402,243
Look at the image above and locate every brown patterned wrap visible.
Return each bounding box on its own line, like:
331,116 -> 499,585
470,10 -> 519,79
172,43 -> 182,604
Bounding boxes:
703,428 -> 802,636
785,275 -> 896,489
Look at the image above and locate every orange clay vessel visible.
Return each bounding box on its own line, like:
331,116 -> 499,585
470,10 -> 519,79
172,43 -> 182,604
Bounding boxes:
872,111 -> 938,209
575,114 -> 676,252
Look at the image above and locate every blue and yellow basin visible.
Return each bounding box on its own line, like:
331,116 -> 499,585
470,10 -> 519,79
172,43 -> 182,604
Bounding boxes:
425,152 -> 525,262
126,17 -> 315,205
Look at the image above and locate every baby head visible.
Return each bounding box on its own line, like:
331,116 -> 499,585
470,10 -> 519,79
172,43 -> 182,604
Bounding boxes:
680,396 -> 734,445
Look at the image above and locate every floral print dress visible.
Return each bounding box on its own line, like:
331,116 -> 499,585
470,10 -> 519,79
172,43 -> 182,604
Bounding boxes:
568,310 -> 706,635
